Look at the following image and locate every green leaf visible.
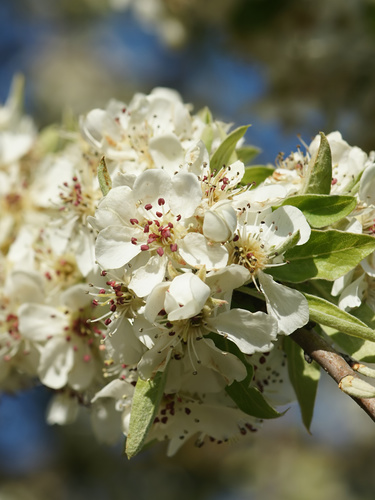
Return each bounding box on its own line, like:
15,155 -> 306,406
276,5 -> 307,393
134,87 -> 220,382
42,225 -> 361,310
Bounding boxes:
98,156 -> 112,196
210,125 -> 250,172
279,194 -> 357,228
208,333 -> 283,419
125,371 -> 167,458
323,303 -> 375,362
301,132 -> 332,195
268,229 -> 375,283
226,382 -> 285,419
236,146 -> 261,165
305,293 -> 375,343
283,336 -> 320,431
241,165 -> 275,186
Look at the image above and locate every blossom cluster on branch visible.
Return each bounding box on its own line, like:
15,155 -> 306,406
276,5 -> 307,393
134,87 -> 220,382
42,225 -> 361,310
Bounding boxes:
1,76 -> 375,457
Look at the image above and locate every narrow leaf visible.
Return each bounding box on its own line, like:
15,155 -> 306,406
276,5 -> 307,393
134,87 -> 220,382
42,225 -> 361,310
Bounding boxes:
279,194 -> 357,228
98,156 -> 112,196
241,165 -> 275,186
305,293 -> 375,342
236,145 -> 261,165
210,125 -> 250,172
126,371 -> 167,458
209,333 -> 283,418
302,132 -> 332,195
268,229 -> 375,282
226,382 -> 284,419
283,336 -> 320,431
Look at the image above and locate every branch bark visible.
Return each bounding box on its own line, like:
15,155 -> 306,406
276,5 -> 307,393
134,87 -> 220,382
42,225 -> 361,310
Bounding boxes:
291,327 -> 375,422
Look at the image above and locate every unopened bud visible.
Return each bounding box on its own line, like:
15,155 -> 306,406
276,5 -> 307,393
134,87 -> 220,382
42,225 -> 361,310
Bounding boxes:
339,375 -> 375,398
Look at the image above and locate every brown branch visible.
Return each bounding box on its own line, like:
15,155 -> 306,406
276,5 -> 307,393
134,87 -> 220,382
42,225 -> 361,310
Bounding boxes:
290,327 -> 375,422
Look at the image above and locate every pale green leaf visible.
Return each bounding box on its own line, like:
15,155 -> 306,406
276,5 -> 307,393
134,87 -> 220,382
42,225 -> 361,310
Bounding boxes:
241,165 -> 275,186
301,132 -> 332,195
305,293 -> 375,343
210,125 -> 250,172
125,370 -> 167,458
98,156 -> 112,196
283,336 -> 320,431
236,146 -> 261,165
269,229 -> 375,282
279,194 -> 357,228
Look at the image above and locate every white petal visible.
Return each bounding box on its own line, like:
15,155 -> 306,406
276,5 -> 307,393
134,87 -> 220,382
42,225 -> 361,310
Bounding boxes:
149,133 -> 184,173
205,264 -> 250,295
166,273 -> 210,321
258,271 -> 309,334
203,202 -> 237,242
92,379 -> 134,402
169,172 -> 202,218
338,274 -> 367,311
68,342 -> 96,391
95,226 -> 143,269
18,304 -> 67,341
209,309 -> 278,354
132,169 -> 172,206
129,254 -> 167,297
179,233 -> 228,270
46,393 -> 79,425
263,205 -> 311,248
144,281 -> 171,322
38,337 -> 74,389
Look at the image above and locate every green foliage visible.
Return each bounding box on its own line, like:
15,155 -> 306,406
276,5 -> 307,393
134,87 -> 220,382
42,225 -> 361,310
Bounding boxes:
283,336 -> 320,431
236,145 -> 261,165
323,303 -> 375,362
279,194 -> 357,228
269,230 -> 375,282
210,125 -> 250,171
210,333 -> 283,419
125,371 -> 167,458
241,165 -> 275,186
97,156 -> 112,196
305,293 -> 375,343
301,132 -> 332,195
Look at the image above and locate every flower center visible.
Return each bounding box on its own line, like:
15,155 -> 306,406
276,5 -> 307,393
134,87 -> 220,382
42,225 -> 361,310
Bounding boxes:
228,234 -> 268,274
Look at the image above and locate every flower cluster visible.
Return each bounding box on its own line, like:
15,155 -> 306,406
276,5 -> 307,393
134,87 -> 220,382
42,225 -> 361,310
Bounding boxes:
2,78 -> 375,457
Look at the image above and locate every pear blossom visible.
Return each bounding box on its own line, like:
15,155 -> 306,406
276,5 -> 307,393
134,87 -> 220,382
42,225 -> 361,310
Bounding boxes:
227,205 -> 310,334
135,271 -> 278,384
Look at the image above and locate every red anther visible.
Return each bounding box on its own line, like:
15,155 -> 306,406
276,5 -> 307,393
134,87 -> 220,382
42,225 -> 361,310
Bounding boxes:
331,178 -> 338,185
66,335 -> 71,341
144,224 -> 150,233
157,247 -> 164,256
115,290 -> 123,297
45,272 -> 52,280
145,203 -> 152,210
140,244 -> 149,251
131,237 -> 138,245
170,243 -> 178,252
233,234 -> 239,242
176,215 -> 181,221
106,280 -> 116,286
83,354 -> 91,362
156,211 -> 163,217
110,304 -> 117,312
99,288 -> 106,294
104,318 -> 112,325
92,300 -> 99,306
130,218 -> 139,225
158,198 -> 165,205
154,220 -> 160,227
168,222 -> 173,228
101,270 -> 107,276
63,182 -> 68,187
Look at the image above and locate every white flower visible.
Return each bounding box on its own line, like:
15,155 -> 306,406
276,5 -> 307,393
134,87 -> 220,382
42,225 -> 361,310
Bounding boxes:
228,205 -> 310,334
135,271 -> 278,383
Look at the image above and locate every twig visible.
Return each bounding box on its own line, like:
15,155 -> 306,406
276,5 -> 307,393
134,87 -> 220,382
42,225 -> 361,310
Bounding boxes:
291,328 -> 375,422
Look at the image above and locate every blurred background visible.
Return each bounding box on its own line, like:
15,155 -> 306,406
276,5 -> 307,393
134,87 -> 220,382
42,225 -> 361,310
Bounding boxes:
1,0 -> 375,498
